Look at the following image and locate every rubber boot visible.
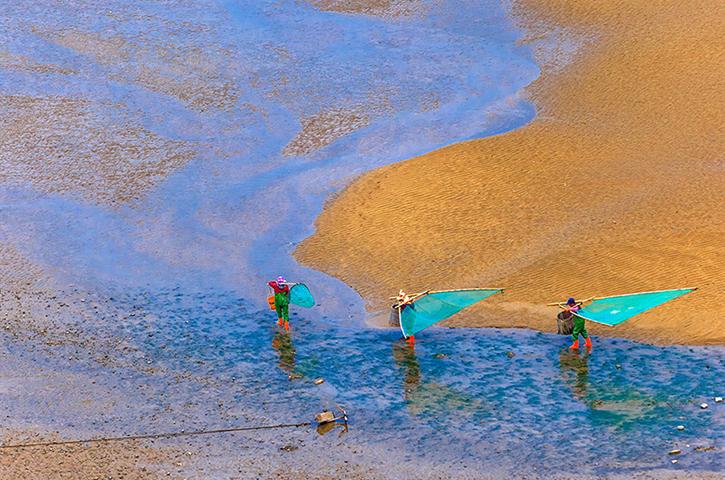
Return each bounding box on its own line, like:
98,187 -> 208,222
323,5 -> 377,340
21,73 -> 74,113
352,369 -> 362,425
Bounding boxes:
584,337 -> 592,348
284,321 -> 290,332
569,340 -> 579,350
405,335 -> 415,346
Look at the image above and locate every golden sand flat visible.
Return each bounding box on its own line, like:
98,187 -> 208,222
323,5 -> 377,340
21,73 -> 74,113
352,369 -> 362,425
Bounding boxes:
297,0 -> 725,345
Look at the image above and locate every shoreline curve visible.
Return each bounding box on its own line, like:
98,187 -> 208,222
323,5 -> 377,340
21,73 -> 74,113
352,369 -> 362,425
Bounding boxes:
296,0 -> 725,346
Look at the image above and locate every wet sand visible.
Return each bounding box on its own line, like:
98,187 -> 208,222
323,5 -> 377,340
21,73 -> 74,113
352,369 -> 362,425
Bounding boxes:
297,0 -> 725,345
0,438 -> 185,480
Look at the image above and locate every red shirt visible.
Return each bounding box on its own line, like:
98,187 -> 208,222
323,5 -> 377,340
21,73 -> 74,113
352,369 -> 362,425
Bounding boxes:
268,281 -> 290,294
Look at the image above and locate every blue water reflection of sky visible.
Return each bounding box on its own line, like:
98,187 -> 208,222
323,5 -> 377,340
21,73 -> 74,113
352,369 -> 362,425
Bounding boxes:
1,0 -> 538,319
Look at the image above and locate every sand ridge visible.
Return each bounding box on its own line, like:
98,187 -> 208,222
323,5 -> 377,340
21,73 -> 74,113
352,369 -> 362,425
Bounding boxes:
297,0 -> 725,345
308,0 -> 432,18
0,96 -> 195,206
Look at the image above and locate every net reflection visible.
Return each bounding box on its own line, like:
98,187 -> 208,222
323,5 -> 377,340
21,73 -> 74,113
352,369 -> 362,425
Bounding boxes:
392,340 -> 482,419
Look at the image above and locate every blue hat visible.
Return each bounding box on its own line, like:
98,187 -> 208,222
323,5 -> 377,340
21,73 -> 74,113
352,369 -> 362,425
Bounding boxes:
567,297 -> 576,305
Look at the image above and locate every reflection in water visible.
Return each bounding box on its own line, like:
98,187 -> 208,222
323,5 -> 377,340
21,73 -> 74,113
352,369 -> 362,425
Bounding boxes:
559,348 -> 590,400
392,340 -> 421,395
392,340 -> 481,418
559,348 -> 660,429
316,420 -> 347,437
272,330 -> 296,376
10,288 -> 719,475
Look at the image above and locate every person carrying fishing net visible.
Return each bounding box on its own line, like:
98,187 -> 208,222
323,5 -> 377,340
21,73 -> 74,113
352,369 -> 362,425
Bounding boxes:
549,288 -> 698,350
556,297 -> 592,350
268,276 -> 291,330
267,276 -> 316,331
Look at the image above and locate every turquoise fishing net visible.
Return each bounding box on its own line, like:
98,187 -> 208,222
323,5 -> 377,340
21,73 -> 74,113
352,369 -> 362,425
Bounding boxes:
290,283 -> 315,308
400,289 -> 502,337
576,288 -> 694,326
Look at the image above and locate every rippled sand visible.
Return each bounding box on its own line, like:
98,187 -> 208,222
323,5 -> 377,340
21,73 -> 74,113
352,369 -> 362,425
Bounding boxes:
297,0 -> 725,345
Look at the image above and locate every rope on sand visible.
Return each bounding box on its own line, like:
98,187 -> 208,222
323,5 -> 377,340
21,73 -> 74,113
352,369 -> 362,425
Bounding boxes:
0,421 -> 312,450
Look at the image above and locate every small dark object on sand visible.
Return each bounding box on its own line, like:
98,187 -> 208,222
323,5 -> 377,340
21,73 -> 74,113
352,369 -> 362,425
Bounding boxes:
315,405 -> 348,425
315,411 -> 336,423
315,405 -> 349,436
694,446 -> 715,452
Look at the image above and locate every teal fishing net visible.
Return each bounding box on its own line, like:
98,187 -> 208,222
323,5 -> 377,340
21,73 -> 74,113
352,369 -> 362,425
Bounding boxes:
576,288 -> 694,326
290,283 -> 315,308
399,289 -> 502,337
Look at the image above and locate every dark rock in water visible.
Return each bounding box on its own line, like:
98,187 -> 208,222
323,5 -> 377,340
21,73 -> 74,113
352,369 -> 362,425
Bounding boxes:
694,446 -> 716,452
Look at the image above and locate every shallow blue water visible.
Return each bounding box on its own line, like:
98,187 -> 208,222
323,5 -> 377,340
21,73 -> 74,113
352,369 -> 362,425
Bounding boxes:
1,287 -> 722,476
10,287 -> 712,477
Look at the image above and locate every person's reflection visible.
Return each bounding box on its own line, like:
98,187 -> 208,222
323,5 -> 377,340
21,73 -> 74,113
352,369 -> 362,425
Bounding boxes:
559,348 -> 590,400
272,330 -> 296,375
392,340 -> 481,418
392,339 -> 421,400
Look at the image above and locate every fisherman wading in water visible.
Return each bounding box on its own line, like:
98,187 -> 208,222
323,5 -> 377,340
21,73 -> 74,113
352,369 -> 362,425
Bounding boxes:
268,276 -> 291,331
559,297 -> 592,350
